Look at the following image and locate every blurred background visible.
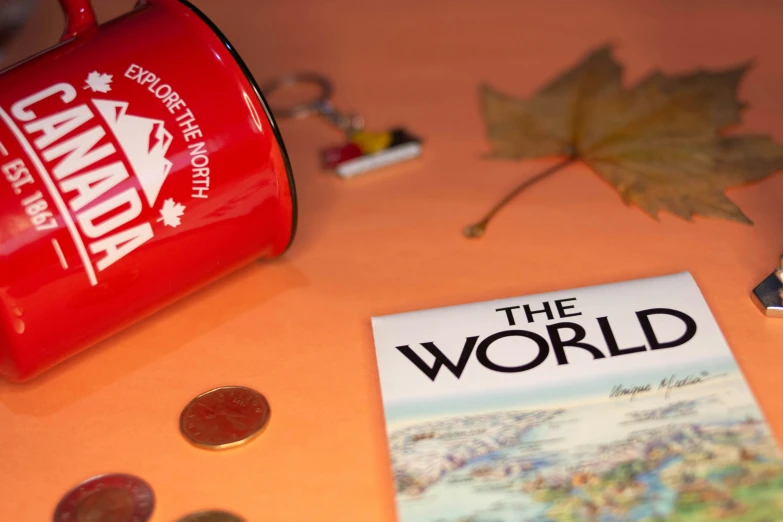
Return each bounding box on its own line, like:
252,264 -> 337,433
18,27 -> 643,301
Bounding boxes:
0,0 -> 36,64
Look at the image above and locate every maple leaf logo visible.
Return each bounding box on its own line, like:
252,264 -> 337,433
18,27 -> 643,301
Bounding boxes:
84,71 -> 113,93
157,198 -> 185,228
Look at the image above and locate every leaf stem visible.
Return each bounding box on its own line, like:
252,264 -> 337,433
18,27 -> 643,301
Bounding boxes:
463,156 -> 576,238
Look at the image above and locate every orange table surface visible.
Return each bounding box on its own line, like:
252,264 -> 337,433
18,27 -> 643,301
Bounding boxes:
3,0 -> 783,520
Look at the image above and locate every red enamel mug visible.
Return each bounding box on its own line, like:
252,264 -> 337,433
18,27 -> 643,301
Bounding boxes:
0,0 -> 297,381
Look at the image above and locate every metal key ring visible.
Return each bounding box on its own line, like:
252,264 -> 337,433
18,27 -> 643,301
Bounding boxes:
261,72 -> 364,133
261,72 -> 334,120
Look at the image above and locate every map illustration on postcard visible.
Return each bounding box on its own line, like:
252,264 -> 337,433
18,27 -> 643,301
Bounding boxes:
371,272 -> 783,521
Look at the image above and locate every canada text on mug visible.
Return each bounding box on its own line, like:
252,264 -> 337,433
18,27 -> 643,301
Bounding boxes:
1,65 -> 214,286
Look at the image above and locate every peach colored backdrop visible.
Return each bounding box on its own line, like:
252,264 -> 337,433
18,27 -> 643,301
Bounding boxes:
2,1 -> 783,520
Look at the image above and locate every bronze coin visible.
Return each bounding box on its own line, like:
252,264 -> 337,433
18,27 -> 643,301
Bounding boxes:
175,510 -> 245,522
180,385 -> 271,449
53,473 -> 154,522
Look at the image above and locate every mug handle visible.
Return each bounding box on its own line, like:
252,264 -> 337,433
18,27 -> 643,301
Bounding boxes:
58,0 -> 97,40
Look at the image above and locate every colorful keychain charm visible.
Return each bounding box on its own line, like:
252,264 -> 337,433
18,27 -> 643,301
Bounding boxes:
262,72 -> 422,178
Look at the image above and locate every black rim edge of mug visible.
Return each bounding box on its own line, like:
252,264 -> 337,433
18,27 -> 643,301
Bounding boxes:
176,0 -> 299,256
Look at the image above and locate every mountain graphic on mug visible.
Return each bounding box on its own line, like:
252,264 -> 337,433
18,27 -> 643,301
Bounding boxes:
93,99 -> 174,207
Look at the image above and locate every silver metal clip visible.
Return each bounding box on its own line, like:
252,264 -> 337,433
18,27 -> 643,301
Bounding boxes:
751,256 -> 783,318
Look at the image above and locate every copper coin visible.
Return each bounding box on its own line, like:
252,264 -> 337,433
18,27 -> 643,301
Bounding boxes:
180,385 -> 271,449
53,473 -> 154,522
175,510 -> 245,522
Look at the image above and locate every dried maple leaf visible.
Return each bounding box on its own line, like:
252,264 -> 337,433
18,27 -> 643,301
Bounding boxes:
84,71 -> 113,93
157,198 -> 185,228
466,45 -> 783,237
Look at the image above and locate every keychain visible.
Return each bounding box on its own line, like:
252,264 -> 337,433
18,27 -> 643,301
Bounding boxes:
752,255 -> 783,317
262,72 -> 422,178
